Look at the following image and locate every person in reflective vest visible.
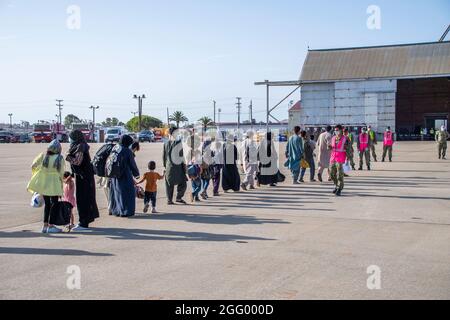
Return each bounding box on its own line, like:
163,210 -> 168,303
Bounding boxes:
344,128 -> 356,170
367,125 -> 378,162
329,125 -> 351,196
357,127 -> 371,171
382,127 -> 395,162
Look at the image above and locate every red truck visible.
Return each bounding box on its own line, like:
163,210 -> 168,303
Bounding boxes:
33,123 -> 68,143
71,123 -> 93,142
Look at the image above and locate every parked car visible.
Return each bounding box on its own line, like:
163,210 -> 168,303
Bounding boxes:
138,130 -> 155,143
0,132 -> 14,143
105,128 -> 125,143
14,134 -> 32,143
278,134 -> 288,142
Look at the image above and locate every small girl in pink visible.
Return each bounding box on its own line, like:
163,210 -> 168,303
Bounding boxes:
63,172 -> 76,229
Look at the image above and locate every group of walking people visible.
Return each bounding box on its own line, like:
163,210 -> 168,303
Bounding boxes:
27,130 -> 99,233
27,123 -> 448,232
285,124 -> 396,196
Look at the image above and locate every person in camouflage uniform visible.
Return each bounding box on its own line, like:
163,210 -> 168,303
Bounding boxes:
344,128 -> 356,170
329,125 -> 352,196
368,125 -> 378,162
436,126 -> 449,160
357,127 -> 371,171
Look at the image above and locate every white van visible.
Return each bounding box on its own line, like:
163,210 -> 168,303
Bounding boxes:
105,127 -> 126,143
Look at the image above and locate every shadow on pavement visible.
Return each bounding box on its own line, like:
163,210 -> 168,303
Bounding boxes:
0,247 -> 114,256
82,228 -> 276,242
130,213 -> 290,226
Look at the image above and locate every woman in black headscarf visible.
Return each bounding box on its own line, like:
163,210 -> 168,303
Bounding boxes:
66,130 -> 99,231
109,135 -> 140,217
221,134 -> 241,192
257,132 -> 279,186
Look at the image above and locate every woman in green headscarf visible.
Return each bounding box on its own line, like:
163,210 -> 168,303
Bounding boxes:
27,139 -> 65,233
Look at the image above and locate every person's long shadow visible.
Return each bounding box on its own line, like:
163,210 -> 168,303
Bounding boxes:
130,213 -> 290,226
0,247 -> 114,256
80,228 -> 276,242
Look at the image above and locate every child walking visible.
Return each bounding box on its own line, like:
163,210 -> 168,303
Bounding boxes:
136,161 -> 165,213
188,152 -> 203,203
63,172 -> 76,230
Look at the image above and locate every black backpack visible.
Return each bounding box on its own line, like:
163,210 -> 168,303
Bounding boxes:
92,143 -> 115,177
105,146 -> 124,179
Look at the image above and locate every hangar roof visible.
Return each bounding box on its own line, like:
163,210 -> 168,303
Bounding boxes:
300,41 -> 450,82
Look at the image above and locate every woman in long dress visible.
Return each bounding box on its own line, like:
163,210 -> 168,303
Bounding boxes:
221,136 -> 241,192
109,135 -> 140,217
257,132 -> 279,186
66,130 -> 99,231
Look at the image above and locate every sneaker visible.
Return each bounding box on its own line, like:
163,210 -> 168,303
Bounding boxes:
151,207 -> 157,213
249,185 -> 256,190
310,179 -> 317,182
176,199 -> 187,205
213,192 -> 220,196
143,204 -> 150,213
241,183 -> 248,191
299,179 -> 305,183
47,226 -> 62,234
200,193 -> 207,200
358,167 -> 363,171
332,188 -> 338,194
194,196 -> 201,202
367,166 -> 371,171
293,181 -> 300,185
41,226 -> 48,234
327,178 -> 332,182
167,200 -> 175,205
318,173 -> 323,182
336,189 -> 342,197
71,225 -> 90,232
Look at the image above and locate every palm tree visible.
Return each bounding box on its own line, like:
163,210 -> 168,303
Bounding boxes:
169,111 -> 188,128
198,116 -> 214,132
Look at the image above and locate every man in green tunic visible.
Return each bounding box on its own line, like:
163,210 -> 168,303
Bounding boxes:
163,127 -> 188,205
436,126 -> 449,160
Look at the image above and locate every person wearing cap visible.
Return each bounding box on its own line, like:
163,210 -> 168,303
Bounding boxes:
328,125 -> 351,196
357,127 -> 371,171
367,125 -> 378,162
382,127 -> 395,162
436,126 -> 449,160
27,140 -> 66,233
241,130 -> 258,190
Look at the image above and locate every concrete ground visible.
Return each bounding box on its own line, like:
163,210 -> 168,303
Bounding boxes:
0,141 -> 449,300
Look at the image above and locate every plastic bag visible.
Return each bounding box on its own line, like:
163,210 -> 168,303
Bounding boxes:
343,162 -> 352,174
30,192 -> 44,208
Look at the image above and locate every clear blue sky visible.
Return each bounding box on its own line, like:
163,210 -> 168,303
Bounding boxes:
0,0 -> 449,125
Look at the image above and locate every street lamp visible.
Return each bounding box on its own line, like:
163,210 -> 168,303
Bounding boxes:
90,106 -> 100,142
8,113 -> 13,129
133,94 -> 147,131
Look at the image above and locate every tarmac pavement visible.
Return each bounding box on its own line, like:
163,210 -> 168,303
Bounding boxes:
0,141 -> 449,299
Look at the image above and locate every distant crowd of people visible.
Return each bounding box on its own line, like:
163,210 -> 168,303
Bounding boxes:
26,124 -> 449,233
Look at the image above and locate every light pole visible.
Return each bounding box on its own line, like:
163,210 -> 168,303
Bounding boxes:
217,108 -> 222,130
133,94 -> 147,132
90,106 -> 99,142
8,113 -> 13,129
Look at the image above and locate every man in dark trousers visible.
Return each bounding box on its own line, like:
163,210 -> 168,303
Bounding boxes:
163,127 -> 188,205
